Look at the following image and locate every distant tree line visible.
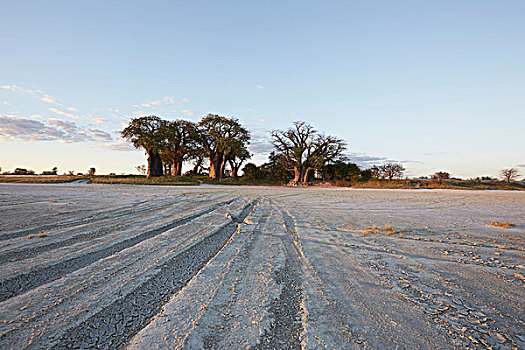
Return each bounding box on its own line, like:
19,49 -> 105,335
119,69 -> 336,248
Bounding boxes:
2,116 -> 520,187
120,115 -> 524,186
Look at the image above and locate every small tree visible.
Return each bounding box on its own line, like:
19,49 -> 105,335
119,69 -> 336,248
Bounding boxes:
501,168 -> 519,183
14,168 -> 34,175
135,165 -> 146,175
88,167 -> 96,176
360,168 -> 373,181
323,161 -> 360,182
380,163 -> 405,181
242,163 -> 262,180
431,171 -> 450,184
227,145 -> 251,178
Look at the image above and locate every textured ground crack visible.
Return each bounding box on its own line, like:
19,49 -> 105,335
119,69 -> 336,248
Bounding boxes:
52,199 -> 257,350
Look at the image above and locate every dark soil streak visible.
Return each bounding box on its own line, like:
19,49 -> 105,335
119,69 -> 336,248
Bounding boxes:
0,198 -> 236,303
52,199 -> 257,350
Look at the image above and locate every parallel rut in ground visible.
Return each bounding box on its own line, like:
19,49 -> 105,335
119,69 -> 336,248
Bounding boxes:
0,198 -> 237,302
53,200 -> 257,350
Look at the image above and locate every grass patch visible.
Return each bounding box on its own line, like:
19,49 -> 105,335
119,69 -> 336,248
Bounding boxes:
0,175 -> 84,183
337,179 -> 525,191
90,175 -> 200,186
490,222 -> 516,229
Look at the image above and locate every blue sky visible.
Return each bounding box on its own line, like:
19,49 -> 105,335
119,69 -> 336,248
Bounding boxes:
1,0 -> 524,178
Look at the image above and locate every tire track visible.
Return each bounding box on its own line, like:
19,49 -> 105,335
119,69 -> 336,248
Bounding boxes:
0,193 -> 221,242
0,197 -> 225,265
274,201 -> 366,348
52,199 -> 258,350
255,201 -> 304,350
0,198 -> 237,303
198,204 -> 272,349
0,200 -> 151,242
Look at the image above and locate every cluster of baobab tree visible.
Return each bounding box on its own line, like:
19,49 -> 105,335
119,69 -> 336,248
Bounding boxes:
122,114 -> 250,179
122,116 -> 349,184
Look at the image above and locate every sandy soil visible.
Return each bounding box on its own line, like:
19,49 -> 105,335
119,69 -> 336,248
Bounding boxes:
0,183 -> 523,349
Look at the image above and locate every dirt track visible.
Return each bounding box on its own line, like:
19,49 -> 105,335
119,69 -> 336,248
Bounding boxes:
0,184 -> 524,349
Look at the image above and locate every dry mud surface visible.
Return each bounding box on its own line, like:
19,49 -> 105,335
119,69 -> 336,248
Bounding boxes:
0,184 -> 523,349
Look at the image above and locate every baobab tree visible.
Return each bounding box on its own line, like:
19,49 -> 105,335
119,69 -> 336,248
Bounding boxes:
227,146 -> 251,178
197,114 -> 250,179
271,121 -> 346,185
380,163 -> 405,181
431,171 -> 450,184
121,116 -> 164,177
160,120 -> 198,176
500,168 -> 519,183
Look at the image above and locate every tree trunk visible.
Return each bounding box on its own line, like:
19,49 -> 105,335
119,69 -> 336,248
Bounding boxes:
209,153 -> 223,179
147,150 -> 163,177
289,167 -> 302,185
219,158 -> 226,180
302,167 -> 314,183
192,158 -> 202,175
231,166 -> 238,178
171,159 -> 182,176
164,163 -> 171,176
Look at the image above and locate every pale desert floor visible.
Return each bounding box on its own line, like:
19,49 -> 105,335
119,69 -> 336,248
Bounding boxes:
0,183 -> 523,349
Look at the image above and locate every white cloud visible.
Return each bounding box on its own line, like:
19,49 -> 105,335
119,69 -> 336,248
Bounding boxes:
135,96 -> 189,108
256,85 -> 264,90
0,85 -> 63,106
0,85 -> 35,95
49,107 -> 81,119
93,117 -> 106,125
66,106 -> 77,111
41,96 -> 60,105
30,114 -> 43,119
1,100 -> 11,106
0,115 -> 112,143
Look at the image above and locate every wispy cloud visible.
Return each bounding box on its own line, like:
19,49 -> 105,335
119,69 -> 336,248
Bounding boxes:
248,128 -> 273,154
100,139 -> 137,151
133,96 -> 189,108
66,106 -> 77,111
0,85 -> 35,95
93,117 -> 106,125
0,115 -> 112,143
41,96 -> 60,105
345,153 -> 420,167
1,85 -> 61,105
346,153 -> 389,164
516,164 -> 525,168
256,85 -> 264,90
49,107 -> 81,119
1,100 -> 11,106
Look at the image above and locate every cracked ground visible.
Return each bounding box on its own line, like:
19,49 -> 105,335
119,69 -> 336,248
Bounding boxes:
0,183 -> 523,349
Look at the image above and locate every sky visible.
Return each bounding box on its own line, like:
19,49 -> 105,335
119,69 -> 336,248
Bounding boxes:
1,0 -> 524,178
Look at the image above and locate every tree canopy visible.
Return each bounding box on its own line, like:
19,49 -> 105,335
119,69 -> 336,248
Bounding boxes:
271,121 -> 346,185
121,116 -> 165,177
